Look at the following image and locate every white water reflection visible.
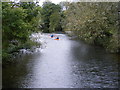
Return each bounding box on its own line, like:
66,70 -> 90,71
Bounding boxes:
22,33 -> 74,88
3,33 -> 119,88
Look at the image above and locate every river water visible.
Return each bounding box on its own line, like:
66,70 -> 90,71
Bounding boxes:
3,33 -> 119,88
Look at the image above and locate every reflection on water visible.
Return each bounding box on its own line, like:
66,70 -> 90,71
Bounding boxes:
3,33 -> 119,88
69,40 -> 119,88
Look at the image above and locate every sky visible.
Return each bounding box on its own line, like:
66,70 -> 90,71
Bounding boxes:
38,0 -> 72,6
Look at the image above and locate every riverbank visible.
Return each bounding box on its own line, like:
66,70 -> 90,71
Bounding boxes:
65,31 -> 120,54
3,33 -> 119,88
2,32 -> 42,65
63,2 -> 119,54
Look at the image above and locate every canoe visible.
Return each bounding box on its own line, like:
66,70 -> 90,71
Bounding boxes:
54,39 -> 59,40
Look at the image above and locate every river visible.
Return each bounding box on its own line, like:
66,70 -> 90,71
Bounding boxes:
3,33 -> 119,88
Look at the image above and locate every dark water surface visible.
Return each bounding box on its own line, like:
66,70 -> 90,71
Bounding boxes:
3,33 -> 119,88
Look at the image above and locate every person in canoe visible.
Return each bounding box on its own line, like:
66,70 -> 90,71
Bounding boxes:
56,37 -> 59,39
55,37 -> 59,40
51,34 -> 54,38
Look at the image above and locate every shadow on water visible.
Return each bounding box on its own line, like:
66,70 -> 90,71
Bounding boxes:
2,53 -> 36,88
2,33 -> 119,88
69,39 -> 119,88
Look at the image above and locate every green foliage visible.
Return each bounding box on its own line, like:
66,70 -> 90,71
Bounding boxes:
2,2 -> 42,62
59,1 -> 70,10
23,39 -> 41,49
2,3 -> 29,48
63,2 -> 119,53
41,1 -> 62,32
2,39 -> 40,64
19,2 -> 42,32
49,12 -> 62,32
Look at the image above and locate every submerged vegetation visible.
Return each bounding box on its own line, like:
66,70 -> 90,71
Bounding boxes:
2,1 -> 120,64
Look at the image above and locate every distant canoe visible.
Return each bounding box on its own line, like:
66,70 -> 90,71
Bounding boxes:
54,39 -> 60,40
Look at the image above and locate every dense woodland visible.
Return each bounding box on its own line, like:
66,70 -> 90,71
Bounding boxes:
2,2 -> 41,62
63,2 -> 120,53
2,1 -> 120,63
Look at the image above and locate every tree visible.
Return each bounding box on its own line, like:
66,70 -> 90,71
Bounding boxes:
59,1 -> 70,10
49,12 -> 61,32
2,2 -> 29,47
41,1 -> 62,32
2,2 -> 42,61
63,2 -> 119,53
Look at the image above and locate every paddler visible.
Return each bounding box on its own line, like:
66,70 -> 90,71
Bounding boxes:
51,34 -> 54,38
56,37 -> 59,40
